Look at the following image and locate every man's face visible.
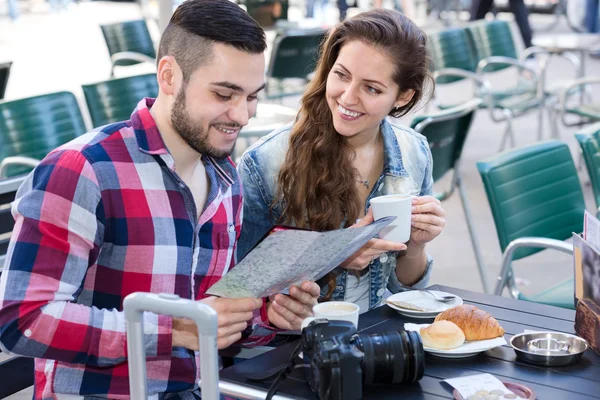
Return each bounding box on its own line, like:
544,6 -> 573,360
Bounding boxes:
170,43 -> 266,159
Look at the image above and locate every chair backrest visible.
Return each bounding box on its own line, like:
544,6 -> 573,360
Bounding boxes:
410,99 -> 481,182
428,28 -> 477,84
0,176 -> 24,268
100,20 -> 156,67
267,28 -> 326,80
575,122 -> 600,211
82,73 -> 158,128
0,175 -> 35,397
477,140 -> 585,260
0,91 -> 86,178
0,61 -> 11,100
465,20 -> 518,73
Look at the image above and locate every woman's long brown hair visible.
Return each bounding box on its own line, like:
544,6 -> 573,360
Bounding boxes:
274,9 -> 433,298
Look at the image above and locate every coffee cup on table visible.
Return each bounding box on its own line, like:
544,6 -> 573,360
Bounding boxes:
369,194 -> 412,243
301,301 -> 360,330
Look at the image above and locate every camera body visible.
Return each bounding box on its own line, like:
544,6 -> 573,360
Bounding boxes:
302,319 -> 425,400
302,319 -> 364,400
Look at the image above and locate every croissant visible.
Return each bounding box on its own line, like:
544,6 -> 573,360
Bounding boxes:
434,305 -> 505,341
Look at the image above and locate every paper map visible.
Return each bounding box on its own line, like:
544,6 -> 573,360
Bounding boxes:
206,216 -> 395,298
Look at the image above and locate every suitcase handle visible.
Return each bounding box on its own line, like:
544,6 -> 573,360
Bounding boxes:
124,292 -> 219,400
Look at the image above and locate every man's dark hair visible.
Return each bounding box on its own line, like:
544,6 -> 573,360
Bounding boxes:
157,0 -> 267,82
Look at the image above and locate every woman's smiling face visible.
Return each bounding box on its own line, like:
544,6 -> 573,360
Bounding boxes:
326,40 -> 410,140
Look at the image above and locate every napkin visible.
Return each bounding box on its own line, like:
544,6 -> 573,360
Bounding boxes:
405,323 -> 507,353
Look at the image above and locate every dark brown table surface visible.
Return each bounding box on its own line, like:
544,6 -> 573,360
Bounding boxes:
220,284 -> 600,399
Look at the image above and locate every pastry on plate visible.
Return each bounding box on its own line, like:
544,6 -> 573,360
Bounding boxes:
420,320 -> 466,350
434,304 -> 505,341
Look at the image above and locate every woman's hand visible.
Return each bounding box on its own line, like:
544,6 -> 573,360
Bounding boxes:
341,209 -> 407,271
410,195 -> 446,246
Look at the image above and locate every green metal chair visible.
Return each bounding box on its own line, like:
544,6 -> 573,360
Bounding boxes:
100,20 -> 156,77
0,91 -> 86,178
467,20 -> 592,143
410,99 -> 491,292
464,20 -> 546,150
82,73 -> 158,128
0,61 -> 11,100
477,140 -> 585,309
0,175 -> 25,271
575,122 -> 600,215
428,25 -> 539,152
551,78 -> 600,137
265,28 -> 326,100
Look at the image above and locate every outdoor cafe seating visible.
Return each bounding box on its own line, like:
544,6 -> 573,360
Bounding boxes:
2,2 -> 600,399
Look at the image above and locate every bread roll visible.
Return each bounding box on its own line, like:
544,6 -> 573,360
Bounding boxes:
434,304 -> 505,341
420,321 -> 465,350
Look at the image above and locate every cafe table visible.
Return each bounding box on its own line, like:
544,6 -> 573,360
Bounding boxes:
218,285 -> 600,399
532,33 -> 600,78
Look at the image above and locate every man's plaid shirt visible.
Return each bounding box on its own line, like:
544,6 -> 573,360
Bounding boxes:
0,98 -> 275,399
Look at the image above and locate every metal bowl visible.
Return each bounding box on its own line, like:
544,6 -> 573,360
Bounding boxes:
510,332 -> 589,367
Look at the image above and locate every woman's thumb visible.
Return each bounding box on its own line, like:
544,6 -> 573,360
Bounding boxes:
352,208 -> 374,227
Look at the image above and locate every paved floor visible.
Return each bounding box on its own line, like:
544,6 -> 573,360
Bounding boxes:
1,1 -> 599,398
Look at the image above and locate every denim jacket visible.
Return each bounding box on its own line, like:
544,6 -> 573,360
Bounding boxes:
237,119 -> 434,311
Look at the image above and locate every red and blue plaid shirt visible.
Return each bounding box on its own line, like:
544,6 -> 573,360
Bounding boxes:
0,98 -> 275,399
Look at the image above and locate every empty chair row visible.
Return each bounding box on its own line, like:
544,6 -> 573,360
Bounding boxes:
0,73 -> 158,179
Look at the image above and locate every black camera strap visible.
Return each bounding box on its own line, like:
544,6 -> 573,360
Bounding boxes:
265,341 -> 304,400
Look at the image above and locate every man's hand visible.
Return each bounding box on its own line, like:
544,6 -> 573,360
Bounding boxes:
267,281 -> 320,330
172,297 -> 262,350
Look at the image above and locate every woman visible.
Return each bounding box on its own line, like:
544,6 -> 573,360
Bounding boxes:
237,9 -> 445,315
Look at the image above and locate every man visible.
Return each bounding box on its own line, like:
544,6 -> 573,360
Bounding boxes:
0,0 -> 319,398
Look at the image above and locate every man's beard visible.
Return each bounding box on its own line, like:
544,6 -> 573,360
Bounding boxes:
170,87 -> 238,159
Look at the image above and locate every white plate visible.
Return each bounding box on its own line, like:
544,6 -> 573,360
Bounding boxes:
405,323 -> 507,358
385,290 -> 463,319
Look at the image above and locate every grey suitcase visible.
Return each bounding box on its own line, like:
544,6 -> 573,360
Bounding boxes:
124,292 -> 220,400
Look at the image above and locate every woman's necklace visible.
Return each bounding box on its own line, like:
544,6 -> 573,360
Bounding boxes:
356,132 -> 379,190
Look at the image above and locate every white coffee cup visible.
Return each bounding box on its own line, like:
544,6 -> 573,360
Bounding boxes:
301,301 -> 360,330
369,194 -> 412,243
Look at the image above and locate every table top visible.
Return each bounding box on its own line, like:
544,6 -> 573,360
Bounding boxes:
532,33 -> 600,52
220,285 -> 600,399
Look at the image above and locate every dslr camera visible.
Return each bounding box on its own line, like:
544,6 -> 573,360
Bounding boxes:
301,319 -> 425,400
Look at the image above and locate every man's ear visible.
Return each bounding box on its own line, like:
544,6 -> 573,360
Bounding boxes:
157,56 -> 178,97
394,89 -> 416,108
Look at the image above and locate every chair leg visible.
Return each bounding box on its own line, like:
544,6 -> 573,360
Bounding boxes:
577,149 -> 585,172
457,174 -> 491,293
548,106 -> 559,139
499,114 -> 516,152
537,103 -> 544,142
498,126 -> 508,152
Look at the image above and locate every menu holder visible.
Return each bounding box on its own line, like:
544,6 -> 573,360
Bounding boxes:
573,220 -> 600,356
575,298 -> 600,356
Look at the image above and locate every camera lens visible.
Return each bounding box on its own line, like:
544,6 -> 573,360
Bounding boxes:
352,330 -> 424,385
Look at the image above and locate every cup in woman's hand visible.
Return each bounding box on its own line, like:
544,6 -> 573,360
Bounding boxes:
370,194 -> 412,243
